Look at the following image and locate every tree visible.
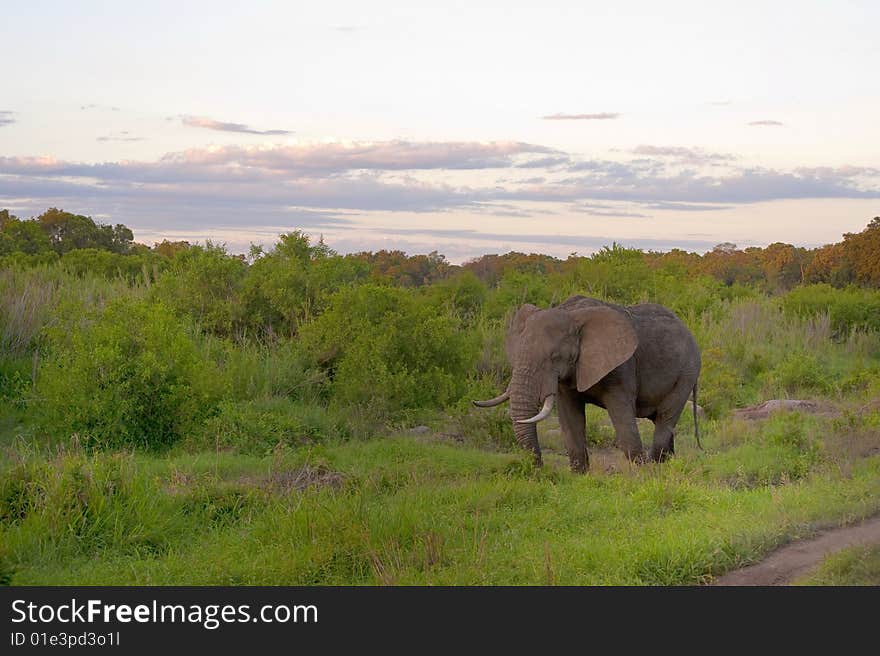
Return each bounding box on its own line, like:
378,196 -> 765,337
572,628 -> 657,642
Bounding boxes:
0,218 -> 53,255
841,218 -> 880,286
36,208 -> 133,254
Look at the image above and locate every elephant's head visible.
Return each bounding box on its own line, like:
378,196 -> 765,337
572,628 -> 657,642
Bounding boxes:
474,303 -> 639,462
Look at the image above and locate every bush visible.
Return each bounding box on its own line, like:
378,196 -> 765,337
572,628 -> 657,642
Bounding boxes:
37,299 -> 223,450
241,232 -> 369,335
300,285 -> 479,417
696,348 -> 741,417
427,271 -> 488,327
0,357 -> 31,409
782,284 -> 880,334
150,243 -> 247,337
768,352 -> 830,395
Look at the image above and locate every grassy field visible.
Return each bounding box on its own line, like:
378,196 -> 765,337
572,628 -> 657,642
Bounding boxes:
3,236 -> 880,585
3,407 -> 879,585
798,545 -> 880,585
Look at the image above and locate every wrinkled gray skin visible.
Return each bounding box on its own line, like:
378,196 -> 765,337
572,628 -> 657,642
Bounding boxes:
476,295 -> 701,473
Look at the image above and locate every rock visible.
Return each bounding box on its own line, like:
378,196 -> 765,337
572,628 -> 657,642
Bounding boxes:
406,425 -> 431,435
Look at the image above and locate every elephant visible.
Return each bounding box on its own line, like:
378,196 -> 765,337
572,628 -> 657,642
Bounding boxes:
473,295 -> 701,473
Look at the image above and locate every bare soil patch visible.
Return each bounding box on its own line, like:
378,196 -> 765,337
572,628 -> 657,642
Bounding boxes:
713,515 -> 880,586
239,465 -> 346,493
732,399 -> 836,421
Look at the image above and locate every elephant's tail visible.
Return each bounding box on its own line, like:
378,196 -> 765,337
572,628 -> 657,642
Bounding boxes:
693,382 -> 703,450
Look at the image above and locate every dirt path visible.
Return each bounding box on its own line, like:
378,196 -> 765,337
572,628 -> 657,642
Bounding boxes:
713,515 -> 880,586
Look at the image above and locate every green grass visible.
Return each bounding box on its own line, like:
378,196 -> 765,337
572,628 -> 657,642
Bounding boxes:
798,546 -> 880,586
4,257 -> 880,585
3,413 -> 879,585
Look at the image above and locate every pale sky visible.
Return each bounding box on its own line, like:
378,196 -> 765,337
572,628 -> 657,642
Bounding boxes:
1,0 -> 878,261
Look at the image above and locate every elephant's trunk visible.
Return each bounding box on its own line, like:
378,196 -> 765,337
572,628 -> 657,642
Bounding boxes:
508,367 -> 547,465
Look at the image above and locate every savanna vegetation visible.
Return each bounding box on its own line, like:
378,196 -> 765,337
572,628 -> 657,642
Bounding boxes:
1,208 -> 880,585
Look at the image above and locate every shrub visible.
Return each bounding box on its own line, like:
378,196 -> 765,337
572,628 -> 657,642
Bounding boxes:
782,284 -> 880,334
696,348 -> 741,417
0,357 -> 31,409
37,299 -> 223,450
300,285 -> 479,416
150,243 -> 247,336
241,232 -> 369,335
768,352 -> 830,395
428,271 -> 488,327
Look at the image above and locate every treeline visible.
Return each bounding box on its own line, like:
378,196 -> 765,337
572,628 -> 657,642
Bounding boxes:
3,209 -> 880,293
459,219 -> 880,292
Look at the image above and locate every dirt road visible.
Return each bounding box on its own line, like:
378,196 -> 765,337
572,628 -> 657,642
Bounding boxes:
713,515 -> 880,585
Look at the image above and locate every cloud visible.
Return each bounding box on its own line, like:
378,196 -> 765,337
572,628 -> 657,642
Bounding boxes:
515,156 -> 571,169
0,111 -> 15,127
630,145 -> 737,164
181,116 -> 293,135
162,140 -> 556,173
97,131 -> 144,143
541,112 -> 620,120
514,164 -> 880,204
748,120 -> 784,126
572,201 -> 648,218
2,141 -> 879,236
640,201 -> 732,211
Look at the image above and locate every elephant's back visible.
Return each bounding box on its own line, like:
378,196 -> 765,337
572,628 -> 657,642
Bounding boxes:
628,303 -> 701,377
556,295 -> 619,312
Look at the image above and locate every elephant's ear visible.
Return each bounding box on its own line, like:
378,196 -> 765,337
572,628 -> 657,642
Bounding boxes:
573,307 -> 638,392
505,303 -> 540,365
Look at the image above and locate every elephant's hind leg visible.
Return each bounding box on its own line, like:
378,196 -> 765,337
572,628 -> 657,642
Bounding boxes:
648,378 -> 692,462
649,421 -> 676,462
557,386 -> 588,473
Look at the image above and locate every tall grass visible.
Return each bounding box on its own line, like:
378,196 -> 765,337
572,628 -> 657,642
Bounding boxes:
0,265 -> 146,356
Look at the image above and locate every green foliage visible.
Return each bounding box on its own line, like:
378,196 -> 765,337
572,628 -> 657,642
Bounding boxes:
37,208 -> 134,254
485,271 -> 556,318
150,243 -> 247,336
6,211 -> 880,586
242,231 -> 369,334
563,244 -> 654,304
0,218 -> 53,255
0,356 -> 31,409
203,337 -> 319,402
782,284 -> 880,334
59,248 -> 163,282
449,377 -> 517,450
768,352 -> 829,395
696,413 -> 821,487
427,270 -> 488,326
799,545 -> 880,585
190,398 -> 350,454
300,285 -> 479,415
37,299 -> 223,450
2,435 -> 878,584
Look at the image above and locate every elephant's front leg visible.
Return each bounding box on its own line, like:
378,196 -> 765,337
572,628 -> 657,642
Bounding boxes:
557,385 -> 588,473
605,396 -> 645,463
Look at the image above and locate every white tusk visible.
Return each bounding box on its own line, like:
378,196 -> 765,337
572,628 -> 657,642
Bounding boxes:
472,390 -> 510,407
516,394 -> 555,424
